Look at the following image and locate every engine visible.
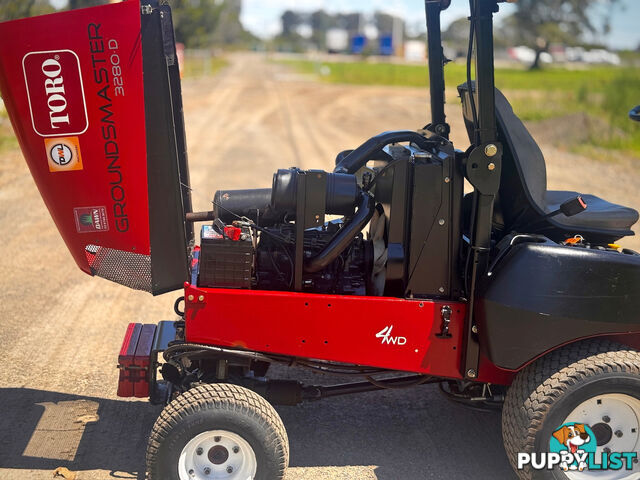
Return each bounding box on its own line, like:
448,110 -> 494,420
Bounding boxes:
256,222 -> 370,295
193,135 -> 461,300
196,167 -> 373,295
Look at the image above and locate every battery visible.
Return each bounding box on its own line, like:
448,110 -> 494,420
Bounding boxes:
198,225 -> 254,289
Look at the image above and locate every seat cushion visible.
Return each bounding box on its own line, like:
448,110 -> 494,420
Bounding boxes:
546,191 -> 639,232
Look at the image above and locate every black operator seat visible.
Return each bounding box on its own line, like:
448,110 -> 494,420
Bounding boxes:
458,83 -> 639,243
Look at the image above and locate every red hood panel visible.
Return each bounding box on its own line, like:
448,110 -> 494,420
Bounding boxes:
0,2 -> 191,294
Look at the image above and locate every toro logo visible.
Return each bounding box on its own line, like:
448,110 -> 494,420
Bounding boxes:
22,50 -> 88,137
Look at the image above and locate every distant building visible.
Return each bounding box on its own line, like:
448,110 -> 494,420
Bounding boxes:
279,9 -> 405,55
404,40 -> 426,62
326,29 -> 348,52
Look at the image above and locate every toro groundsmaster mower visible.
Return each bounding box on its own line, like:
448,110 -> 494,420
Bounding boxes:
1,0 -> 639,479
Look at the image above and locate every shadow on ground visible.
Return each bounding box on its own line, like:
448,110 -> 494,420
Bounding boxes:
277,382 -> 516,480
0,388 -> 159,479
0,384 -> 515,479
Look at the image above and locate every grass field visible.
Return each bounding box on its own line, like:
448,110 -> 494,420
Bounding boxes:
182,54 -> 228,78
0,104 -> 18,154
280,59 -> 640,158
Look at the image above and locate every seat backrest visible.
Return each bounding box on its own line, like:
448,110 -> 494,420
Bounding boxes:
458,83 -> 548,227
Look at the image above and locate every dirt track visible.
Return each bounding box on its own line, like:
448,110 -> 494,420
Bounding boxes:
1,53 -> 638,480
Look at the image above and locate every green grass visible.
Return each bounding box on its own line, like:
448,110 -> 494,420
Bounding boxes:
0,106 -> 18,153
281,59 -> 634,92
182,55 -> 229,78
281,59 -> 640,157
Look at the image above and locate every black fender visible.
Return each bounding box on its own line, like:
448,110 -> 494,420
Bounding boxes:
476,239 -> 640,370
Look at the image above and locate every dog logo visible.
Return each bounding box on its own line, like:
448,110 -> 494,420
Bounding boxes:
518,421 -> 638,472
550,423 -> 596,472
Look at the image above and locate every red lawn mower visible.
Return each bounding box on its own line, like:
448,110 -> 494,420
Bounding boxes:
1,1 -> 639,479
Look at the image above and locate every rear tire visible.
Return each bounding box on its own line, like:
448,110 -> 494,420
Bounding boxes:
502,340 -> 640,480
146,383 -> 289,480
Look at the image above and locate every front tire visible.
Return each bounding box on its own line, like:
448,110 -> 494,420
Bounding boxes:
502,340 -> 640,480
146,383 -> 289,480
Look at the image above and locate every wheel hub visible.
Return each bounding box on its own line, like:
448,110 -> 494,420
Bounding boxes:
561,393 -> 640,480
178,429 -> 257,480
208,445 -> 229,465
590,422 -> 613,447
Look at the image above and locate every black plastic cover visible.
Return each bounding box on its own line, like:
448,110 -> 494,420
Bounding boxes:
271,169 -> 358,216
476,241 -> 640,369
143,4 -> 193,294
214,188 -> 285,226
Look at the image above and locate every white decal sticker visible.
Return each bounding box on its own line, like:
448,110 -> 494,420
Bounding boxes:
375,325 -> 407,345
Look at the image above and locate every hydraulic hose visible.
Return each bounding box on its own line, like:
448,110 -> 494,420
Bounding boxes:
304,191 -> 374,273
333,130 -> 434,174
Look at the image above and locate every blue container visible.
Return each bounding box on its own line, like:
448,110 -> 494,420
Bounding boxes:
379,35 -> 393,56
351,35 -> 367,54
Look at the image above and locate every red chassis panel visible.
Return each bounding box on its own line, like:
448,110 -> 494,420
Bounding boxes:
184,285 -> 466,380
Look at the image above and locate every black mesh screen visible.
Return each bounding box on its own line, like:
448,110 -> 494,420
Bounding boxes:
85,245 -> 153,293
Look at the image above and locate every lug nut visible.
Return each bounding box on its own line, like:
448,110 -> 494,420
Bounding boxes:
214,436 -> 221,442
615,430 -> 623,438
204,467 -> 211,475
233,446 -> 239,454
227,466 -> 234,473
188,469 -> 195,477
603,416 -> 611,423
196,447 -> 203,455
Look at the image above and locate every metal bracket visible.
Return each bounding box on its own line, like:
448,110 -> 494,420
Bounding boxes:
437,305 -> 452,338
426,122 -> 451,139
465,143 -> 502,195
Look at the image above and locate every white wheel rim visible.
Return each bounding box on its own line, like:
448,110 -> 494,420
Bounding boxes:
561,393 -> 640,480
179,429 -> 257,480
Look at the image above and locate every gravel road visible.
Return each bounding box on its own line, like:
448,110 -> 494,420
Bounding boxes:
1,53 -> 637,480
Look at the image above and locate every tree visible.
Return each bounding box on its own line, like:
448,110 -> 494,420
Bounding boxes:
169,0 -> 250,48
0,0 -> 54,21
442,17 -> 469,49
509,0 -> 620,69
281,10 -> 302,37
67,0 -> 105,9
310,10 -> 334,49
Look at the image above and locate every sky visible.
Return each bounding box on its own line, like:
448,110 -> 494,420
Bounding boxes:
240,0 -> 640,50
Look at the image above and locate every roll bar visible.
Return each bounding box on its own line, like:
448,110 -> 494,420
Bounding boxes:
424,0 -> 507,380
